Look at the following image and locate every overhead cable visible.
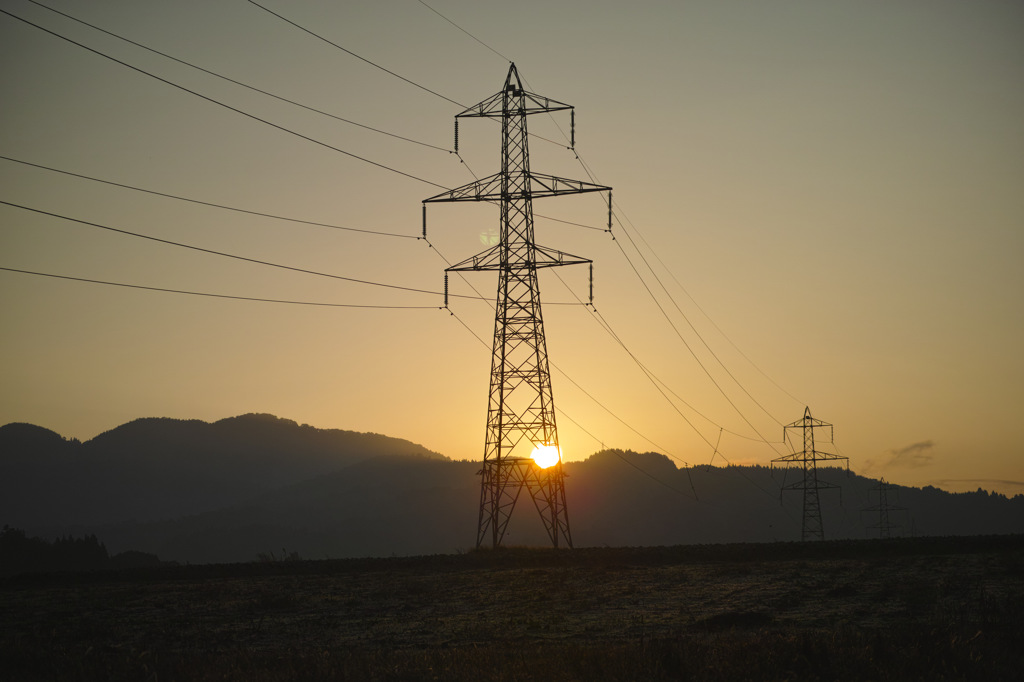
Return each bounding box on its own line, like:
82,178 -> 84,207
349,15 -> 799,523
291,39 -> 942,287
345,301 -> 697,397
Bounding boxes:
550,271 -> 772,445
245,0 -> 569,148
0,155 -> 417,239
610,236 -> 783,454
25,0 -> 451,153
416,0 -> 511,63
245,0 -> 464,108
499,68 -> 799,428
0,8 -> 449,190
0,267 -> 440,309
444,305 -> 697,500
0,199 -> 474,299
628,221 -> 806,407
2,200 -> 590,306
613,209 -> 789,426
431,240 -> 689,467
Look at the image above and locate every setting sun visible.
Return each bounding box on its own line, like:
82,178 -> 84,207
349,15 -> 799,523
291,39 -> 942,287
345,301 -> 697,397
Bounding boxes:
530,444 -> 561,469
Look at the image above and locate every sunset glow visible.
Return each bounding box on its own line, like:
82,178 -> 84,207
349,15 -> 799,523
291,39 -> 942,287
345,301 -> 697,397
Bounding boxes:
0,0 -> 1021,498
531,444 -> 560,469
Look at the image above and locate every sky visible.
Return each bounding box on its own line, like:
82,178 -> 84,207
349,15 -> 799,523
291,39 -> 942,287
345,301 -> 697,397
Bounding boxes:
1,0 -> 1022,497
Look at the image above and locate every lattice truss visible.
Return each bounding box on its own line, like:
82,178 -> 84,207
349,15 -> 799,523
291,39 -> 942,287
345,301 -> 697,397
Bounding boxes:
424,64 -> 610,548
773,407 -> 849,541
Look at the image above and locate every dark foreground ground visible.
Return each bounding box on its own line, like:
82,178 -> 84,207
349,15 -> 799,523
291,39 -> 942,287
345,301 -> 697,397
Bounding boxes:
1,536 -> 1021,681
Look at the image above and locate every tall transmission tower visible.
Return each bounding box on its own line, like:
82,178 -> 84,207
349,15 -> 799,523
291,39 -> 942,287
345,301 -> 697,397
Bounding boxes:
424,64 -> 611,549
772,407 -> 849,541
862,478 -> 906,539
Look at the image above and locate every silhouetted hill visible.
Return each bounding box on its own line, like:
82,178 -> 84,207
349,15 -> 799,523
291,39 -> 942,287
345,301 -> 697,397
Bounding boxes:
103,455 -> 484,564
0,423 -> 77,454
0,414 -> 445,532
4,418 -> 1021,565
92,449 -> 1024,564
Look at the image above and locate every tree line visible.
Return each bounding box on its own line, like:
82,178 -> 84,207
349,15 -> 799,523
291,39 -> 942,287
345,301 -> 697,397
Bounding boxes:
0,526 -> 164,575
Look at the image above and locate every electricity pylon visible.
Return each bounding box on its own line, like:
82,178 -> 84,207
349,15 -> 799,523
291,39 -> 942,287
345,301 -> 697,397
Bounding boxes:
772,407 -> 849,541
424,63 -> 610,549
862,478 -> 906,539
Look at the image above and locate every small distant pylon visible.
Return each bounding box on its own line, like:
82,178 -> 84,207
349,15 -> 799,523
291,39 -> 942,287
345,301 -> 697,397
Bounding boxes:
772,407 -> 849,541
424,63 -> 611,549
862,478 -> 907,539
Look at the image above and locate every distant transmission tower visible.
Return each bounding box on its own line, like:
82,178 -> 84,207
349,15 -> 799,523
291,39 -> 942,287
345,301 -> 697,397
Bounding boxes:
772,407 -> 849,541
862,478 -> 906,539
424,63 -> 610,549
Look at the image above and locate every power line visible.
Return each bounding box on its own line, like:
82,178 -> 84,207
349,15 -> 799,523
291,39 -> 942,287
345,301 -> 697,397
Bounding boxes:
434,240 -> 691,468
247,1 -> 568,151
416,10 -> 787,463
534,213 -> 606,232
0,199 -> 471,299
25,0 -> 452,154
613,216 -> 786,431
3,199 -> 593,307
617,208 -> 805,408
0,155 -> 417,240
546,266 -> 789,507
512,48 -> 801,434
528,151 -> 788,453
530,140 -> 788,447
245,0 -> 464,108
554,268 -> 779,445
0,267 -> 440,309
410,4 -> 789,433
0,8 -> 449,190
444,305 -> 696,501
416,0 -> 510,63
575,142 -> 803,424
609,236 -> 785,454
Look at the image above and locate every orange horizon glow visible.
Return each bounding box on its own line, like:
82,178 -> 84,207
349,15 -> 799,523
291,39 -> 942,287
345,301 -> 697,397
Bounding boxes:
531,444 -> 560,469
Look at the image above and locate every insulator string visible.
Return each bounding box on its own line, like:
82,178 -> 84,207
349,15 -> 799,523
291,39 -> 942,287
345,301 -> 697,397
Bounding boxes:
589,262 -> 594,304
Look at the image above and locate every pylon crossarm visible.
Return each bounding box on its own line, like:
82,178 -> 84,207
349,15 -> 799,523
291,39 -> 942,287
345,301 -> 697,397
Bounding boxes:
533,245 -> 592,268
527,173 -> 611,198
811,451 -> 850,471
456,89 -> 573,119
445,244 -> 503,272
785,416 -> 832,429
424,171 -> 609,203
423,173 -> 503,203
444,243 -> 591,273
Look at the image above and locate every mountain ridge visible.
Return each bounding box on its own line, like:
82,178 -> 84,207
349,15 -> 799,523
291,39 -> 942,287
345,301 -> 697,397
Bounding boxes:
2,416 -> 1021,564
0,413 -> 446,529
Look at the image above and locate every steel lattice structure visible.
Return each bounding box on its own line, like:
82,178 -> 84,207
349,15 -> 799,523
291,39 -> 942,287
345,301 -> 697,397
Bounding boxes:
424,64 -> 610,549
862,478 -> 906,539
772,407 -> 849,541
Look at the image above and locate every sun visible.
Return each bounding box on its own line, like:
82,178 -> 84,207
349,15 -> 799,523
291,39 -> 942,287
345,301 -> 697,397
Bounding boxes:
530,443 -> 561,469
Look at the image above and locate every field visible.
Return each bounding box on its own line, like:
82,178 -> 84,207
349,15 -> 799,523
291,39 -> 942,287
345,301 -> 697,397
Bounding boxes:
1,536 -> 1021,681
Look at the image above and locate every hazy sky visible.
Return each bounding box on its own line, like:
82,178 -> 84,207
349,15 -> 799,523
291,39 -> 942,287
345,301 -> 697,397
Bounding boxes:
2,1 -> 1021,496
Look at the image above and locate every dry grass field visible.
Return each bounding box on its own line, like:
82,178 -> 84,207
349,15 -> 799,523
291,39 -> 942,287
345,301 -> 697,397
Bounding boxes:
1,536 -> 1021,681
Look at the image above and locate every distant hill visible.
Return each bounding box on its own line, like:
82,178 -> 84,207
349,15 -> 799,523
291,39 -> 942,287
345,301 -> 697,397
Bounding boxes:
0,414 -> 445,530
3,418 -> 1022,564
96,449 -> 1024,564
